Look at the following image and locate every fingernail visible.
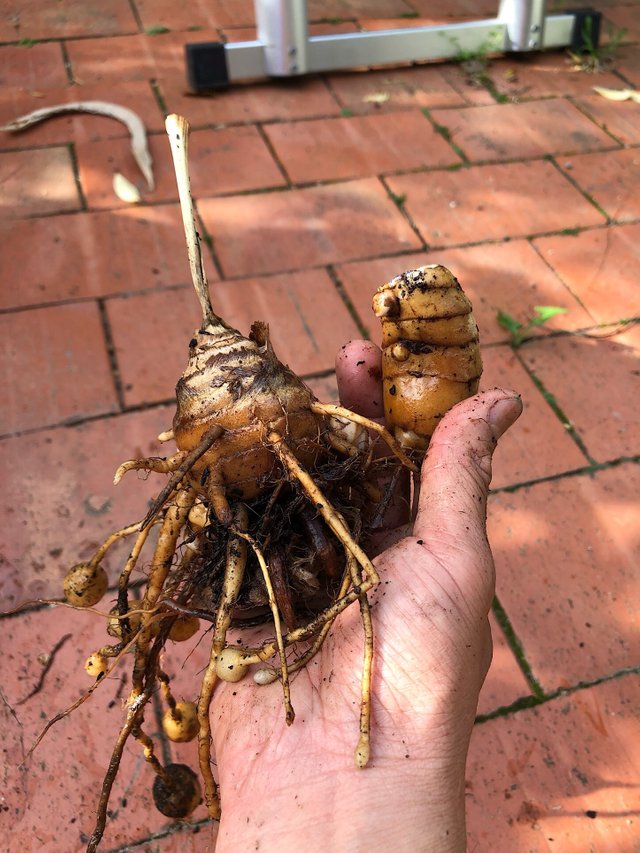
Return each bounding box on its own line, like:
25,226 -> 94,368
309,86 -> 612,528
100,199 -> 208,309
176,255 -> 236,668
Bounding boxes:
487,395 -> 523,438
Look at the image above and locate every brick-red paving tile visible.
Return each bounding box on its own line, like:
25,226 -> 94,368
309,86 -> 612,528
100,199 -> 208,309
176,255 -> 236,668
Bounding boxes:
386,160 -> 605,247
1,303 -> 118,435
480,345 -> 588,488
467,674 -> 640,851
0,42 -> 68,90
518,327 -> 640,464
572,93 -> 640,146
0,146 -> 81,218
134,0 -> 255,31
2,7 -> 639,851
336,239 -> 594,345
0,0 -> 138,41
265,110 -> 460,183
0,205 -> 194,310
489,464 -> 640,690
559,147 -> 640,222
198,178 -> 422,277
485,52 -> 624,100
533,222 -> 640,325
0,407 -> 172,606
431,99 -> 616,161
106,269 -> 361,406
327,65 -> 467,113
159,77 -> 341,126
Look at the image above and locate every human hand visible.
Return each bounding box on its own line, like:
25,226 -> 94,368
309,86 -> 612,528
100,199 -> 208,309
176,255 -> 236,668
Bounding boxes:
211,340 -> 522,852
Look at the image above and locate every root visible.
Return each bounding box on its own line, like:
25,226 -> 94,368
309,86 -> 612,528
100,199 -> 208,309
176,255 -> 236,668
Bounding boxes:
141,427 -> 222,530
91,521 -> 144,565
197,503 -> 249,818
311,401 -> 418,474
114,451 -> 188,485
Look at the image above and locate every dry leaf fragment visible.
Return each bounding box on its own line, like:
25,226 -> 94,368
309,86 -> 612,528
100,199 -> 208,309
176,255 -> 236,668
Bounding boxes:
0,100 -> 154,189
363,92 -> 390,104
113,172 -> 142,204
593,85 -> 640,103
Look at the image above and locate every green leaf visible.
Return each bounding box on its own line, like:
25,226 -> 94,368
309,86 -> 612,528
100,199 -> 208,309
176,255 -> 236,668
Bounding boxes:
532,305 -> 567,323
497,310 -> 522,335
145,25 -> 170,35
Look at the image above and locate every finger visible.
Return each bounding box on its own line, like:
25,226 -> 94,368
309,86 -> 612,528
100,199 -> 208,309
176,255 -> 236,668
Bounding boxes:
413,389 -> 522,551
335,340 -> 383,418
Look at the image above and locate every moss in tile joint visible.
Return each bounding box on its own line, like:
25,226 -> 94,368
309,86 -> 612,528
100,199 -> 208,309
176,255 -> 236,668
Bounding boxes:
491,454 -> 640,496
421,109 -> 468,162
326,265 -> 371,340
547,155 -> 610,222
59,41 -> 74,85
150,78 -> 169,117
476,663 -> 640,724
515,353 -> 595,465
491,596 -> 546,700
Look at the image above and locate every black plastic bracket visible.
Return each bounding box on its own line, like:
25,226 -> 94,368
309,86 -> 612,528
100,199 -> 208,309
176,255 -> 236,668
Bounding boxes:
570,9 -> 602,52
185,42 -> 230,92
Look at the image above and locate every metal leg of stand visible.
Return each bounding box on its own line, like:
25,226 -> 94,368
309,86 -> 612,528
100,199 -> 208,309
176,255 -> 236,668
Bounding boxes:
185,0 -> 600,92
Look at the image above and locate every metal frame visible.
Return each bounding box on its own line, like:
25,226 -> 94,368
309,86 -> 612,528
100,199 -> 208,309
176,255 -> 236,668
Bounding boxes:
185,0 -> 599,91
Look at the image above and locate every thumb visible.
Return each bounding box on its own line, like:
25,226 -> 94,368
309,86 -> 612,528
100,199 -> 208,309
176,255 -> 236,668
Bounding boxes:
414,389 -> 522,555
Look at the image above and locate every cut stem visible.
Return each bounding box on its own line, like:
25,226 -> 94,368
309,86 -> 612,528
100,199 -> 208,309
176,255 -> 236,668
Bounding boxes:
165,113 -> 215,325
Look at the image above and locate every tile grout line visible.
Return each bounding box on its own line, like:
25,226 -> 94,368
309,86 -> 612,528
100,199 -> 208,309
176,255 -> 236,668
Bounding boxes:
326,264 -> 371,340
476,664 -> 640,724
97,299 -> 126,411
255,122 -> 293,187
491,595 -> 545,699
66,140 -> 88,211
378,174 -> 427,248
512,346 -> 596,465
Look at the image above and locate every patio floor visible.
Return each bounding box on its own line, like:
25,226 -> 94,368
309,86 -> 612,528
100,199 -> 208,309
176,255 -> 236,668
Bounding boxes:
1,1 -> 639,851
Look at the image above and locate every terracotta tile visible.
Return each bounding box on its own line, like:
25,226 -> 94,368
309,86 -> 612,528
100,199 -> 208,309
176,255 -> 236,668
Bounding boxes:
467,675 -> 640,851
65,34 -> 155,84
106,269 -> 362,406
75,125 -> 284,210
489,464 -> 640,690
0,607 -> 200,851
477,612 -> 532,717
431,99 -> 616,161
480,345 -> 588,488
603,5 -> 640,43
134,0 -> 255,31
159,77 -> 341,125
136,823 -> 219,851
0,0 -> 138,41
0,407 -> 172,606
1,303 -> 118,435
518,328 -> 640,464
265,110 -> 460,183
305,373 -> 340,403
0,42 -> 68,90
485,52 -> 623,100
221,21 -> 361,42
0,81 -> 165,152
0,147 -> 81,218
559,147 -> 640,222
534,222 -> 640,325
0,205 -> 194,310
327,64 -> 467,113
198,178 -> 422,277
307,0 -> 416,17
410,0 -> 498,15
336,240 -> 593,344
385,160 -> 605,246
615,43 -> 640,86
572,93 -> 640,146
